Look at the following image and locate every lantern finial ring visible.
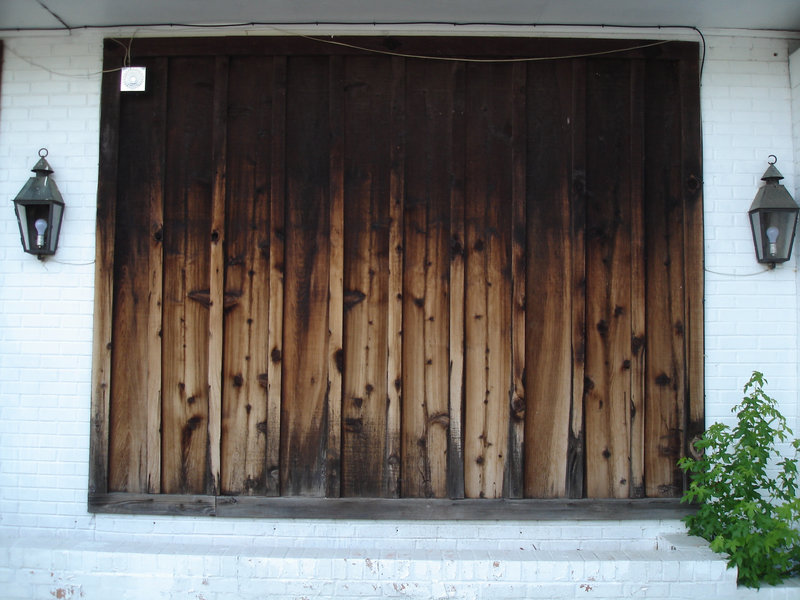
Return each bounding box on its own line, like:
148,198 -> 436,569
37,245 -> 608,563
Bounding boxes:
38,148 -> 48,158
768,154 -> 777,165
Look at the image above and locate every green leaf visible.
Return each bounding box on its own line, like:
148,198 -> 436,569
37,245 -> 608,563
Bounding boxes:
679,371 -> 800,587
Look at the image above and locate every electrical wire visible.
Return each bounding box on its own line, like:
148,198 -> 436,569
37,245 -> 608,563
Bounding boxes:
4,44 -> 119,78
46,259 -> 96,266
705,267 -> 774,277
287,35 -> 671,63
0,20 -> 707,74
35,0 -> 70,30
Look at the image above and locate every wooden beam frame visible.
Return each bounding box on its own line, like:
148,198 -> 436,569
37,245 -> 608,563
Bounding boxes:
89,493 -> 694,520
90,35 -> 704,512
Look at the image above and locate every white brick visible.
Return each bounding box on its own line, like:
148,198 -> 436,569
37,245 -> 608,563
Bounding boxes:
0,26 -> 799,600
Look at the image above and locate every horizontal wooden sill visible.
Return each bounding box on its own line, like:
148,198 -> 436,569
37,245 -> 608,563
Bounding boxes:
88,493 -> 695,520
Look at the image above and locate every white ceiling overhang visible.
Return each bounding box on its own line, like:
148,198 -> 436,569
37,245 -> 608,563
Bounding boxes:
1,0 -> 799,33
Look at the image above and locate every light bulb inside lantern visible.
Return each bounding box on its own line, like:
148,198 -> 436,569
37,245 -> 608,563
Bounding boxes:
34,218 -> 48,249
766,225 -> 780,257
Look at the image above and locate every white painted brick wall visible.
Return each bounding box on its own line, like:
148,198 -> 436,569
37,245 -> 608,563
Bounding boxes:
790,44 -> 800,437
1,28 -> 799,599
702,35 -> 798,436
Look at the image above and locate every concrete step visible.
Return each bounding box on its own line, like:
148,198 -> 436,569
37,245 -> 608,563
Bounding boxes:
3,528 -> 798,599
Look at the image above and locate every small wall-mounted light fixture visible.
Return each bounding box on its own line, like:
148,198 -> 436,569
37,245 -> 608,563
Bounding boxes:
12,148 -> 65,260
748,155 -> 799,268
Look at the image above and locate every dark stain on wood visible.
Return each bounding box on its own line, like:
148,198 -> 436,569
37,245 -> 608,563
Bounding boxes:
344,418 -> 363,434
428,412 -> 450,428
334,348 -> 344,375
343,289 -> 366,310
654,373 -> 672,386
596,319 -> 609,336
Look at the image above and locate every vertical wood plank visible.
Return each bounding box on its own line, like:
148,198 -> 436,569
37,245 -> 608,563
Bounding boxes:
108,100 -> 150,493
107,119 -> 145,493
464,121 -> 488,498
266,56 -> 287,496
108,56 -> 167,494
403,70 -> 431,497
281,56 -> 331,496
340,56 -> 392,497
523,60 -> 570,498
568,59 -> 588,499
220,56 -> 272,496
422,78 -> 452,500
524,60 -> 577,498
447,62 -> 466,500
628,59 -> 647,499
90,41 -> 122,496
206,56 -> 228,496
145,58 -> 168,495
584,59 -> 633,499
161,57 -> 214,495
385,56 -> 405,498
464,63 -> 512,499
680,55 -> 705,486
644,59 -> 686,497
402,61 -> 452,498
327,55 -> 344,498
505,62 -> 527,499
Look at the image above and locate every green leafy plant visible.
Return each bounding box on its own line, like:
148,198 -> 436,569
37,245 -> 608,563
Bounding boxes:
678,371 -> 800,588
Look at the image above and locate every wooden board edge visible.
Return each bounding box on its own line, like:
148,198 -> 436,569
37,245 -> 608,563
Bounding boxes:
89,41 -> 124,496
326,54 -> 345,498
217,496 -> 693,520
205,56 -> 229,496
88,493 -> 216,516
680,55 -> 705,467
89,491 -> 692,520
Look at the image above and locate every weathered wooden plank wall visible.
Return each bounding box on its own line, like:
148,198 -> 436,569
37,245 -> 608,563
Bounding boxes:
463,63 -> 513,499
584,58 -> 635,499
629,59 -> 647,499
108,55 -> 163,493
505,61 -> 527,500
266,56 -> 287,496
524,59 -> 578,499
446,61 -> 467,501
644,59 -> 687,497
220,56 -> 272,496
402,61 -> 454,498
340,56 -> 393,497
160,57 -> 215,495
281,56 -> 332,496
386,56 -> 405,498
89,40 -> 120,498
96,37 -> 703,503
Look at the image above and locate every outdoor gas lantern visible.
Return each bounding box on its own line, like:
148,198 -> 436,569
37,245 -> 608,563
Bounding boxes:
748,156 -> 799,268
12,148 -> 65,259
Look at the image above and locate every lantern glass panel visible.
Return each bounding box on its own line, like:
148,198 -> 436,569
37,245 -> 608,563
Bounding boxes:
750,209 -> 798,263
48,201 -> 64,254
13,200 -> 62,256
13,202 -> 32,252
